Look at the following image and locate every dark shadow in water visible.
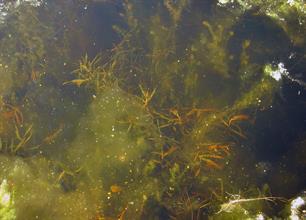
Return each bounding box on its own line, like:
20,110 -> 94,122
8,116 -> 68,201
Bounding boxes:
228,9 -> 292,72
226,9 -> 306,197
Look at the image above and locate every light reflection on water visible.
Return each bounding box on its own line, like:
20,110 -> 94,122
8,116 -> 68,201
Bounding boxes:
0,0 -> 42,23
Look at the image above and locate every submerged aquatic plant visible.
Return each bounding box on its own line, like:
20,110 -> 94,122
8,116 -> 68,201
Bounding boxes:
0,124 -> 33,155
0,100 -> 34,155
63,54 -> 115,92
164,0 -> 190,25
138,85 -> 156,110
193,143 -> 230,171
174,189 -> 209,220
0,0 -> 303,219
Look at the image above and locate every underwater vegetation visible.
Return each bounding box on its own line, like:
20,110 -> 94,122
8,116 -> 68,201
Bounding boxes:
0,0 -> 306,219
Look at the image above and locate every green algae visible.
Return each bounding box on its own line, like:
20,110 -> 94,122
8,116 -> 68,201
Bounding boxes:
65,85 -> 164,218
0,156 -> 99,220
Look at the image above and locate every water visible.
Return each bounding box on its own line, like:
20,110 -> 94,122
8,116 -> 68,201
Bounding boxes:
0,0 -> 306,219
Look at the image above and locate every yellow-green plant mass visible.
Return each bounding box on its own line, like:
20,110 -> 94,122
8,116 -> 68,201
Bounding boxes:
0,0 -> 305,219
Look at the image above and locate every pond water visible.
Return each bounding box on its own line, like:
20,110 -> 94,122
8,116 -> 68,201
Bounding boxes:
0,0 -> 306,219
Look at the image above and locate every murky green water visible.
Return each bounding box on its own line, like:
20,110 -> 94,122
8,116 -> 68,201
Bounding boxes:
0,0 -> 306,219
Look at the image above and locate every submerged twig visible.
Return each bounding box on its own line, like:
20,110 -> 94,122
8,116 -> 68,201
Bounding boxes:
217,194 -> 287,214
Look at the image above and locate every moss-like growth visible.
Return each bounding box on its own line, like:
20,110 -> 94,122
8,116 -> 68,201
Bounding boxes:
65,85 -> 164,218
